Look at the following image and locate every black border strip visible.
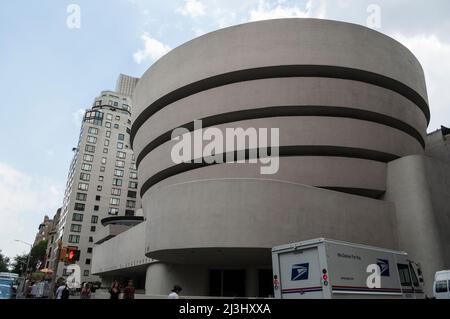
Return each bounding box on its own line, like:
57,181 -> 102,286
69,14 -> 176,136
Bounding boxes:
130,65 -> 430,146
135,105 -> 425,168
139,146 -> 399,198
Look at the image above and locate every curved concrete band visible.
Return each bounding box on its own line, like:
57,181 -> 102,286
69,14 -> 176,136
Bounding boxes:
132,19 -> 429,267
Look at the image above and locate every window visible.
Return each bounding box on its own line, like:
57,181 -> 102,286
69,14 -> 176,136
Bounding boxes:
118,134 -> 125,141
94,205 -> 99,211
117,142 -> 124,149
114,124 -> 119,129
114,101 -> 119,107
84,270 -> 90,276
68,235 -> 80,244
76,193 -> 87,202
84,111 -> 103,126
126,200 -> 136,209
113,178 -> 122,187
106,131 -> 111,138
83,154 -> 93,162
127,191 -> 137,199
73,213 -> 83,222
103,148 -> 108,154
95,195 -> 101,201
74,203 -> 85,211
106,113 -> 113,120
105,122 -> 112,128
70,224 -> 82,233
110,198 -> 120,206
397,264 -> 412,286
130,172 -> 138,180
125,210 -> 135,216
111,188 -> 121,196
89,237 -> 93,243
85,145 -> 95,153
130,163 -> 137,170
80,173 -> 90,182
86,259 -> 91,265
116,160 -> 125,168
435,280 -> 448,293
98,176 -> 104,182
117,151 -> 126,159
115,115 -> 120,121
100,166 -> 106,172
87,248 -> 93,254
104,139 -> 110,146
114,169 -> 124,177
101,157 -> 107,165
81,163 -> 92,172
87,136 -> 97,144
88,127 -> 98,135
78,183 -> 89,191
91,216 -> 98,224
91,226 -> 96,232
127,119 -> 131,125
97,185 -> 102,191
129,181 -> 138,189
108,208 -> 119,216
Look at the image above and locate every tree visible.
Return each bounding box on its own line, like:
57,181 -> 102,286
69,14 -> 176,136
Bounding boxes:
0,250 -> 10,272
11,254 -> 28,275
30,240 -> 48,271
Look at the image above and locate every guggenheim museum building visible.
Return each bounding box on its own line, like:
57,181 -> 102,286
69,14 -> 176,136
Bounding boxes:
91,18 -> 450,297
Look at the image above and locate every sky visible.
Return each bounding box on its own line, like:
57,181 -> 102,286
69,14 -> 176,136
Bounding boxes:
0,0 -> 449,259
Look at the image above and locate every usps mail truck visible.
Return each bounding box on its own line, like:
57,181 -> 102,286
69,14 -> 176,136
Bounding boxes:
272,238 -> 425,299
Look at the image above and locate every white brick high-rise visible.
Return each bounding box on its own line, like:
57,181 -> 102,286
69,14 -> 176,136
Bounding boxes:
55,75 -> 141,283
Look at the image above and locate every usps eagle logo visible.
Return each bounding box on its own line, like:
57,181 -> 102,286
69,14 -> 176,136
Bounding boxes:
291,263 -> 309,281
376,259 -> 390,277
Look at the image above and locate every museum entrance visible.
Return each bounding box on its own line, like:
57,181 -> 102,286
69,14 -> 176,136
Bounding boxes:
209,269 -> 246,297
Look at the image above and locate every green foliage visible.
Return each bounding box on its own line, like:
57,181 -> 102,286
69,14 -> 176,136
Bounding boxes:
11,254 -> 28,275
0,250 -> 10,272
29,240 -> 48,271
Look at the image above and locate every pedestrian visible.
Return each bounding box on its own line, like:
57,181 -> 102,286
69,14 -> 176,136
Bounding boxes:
168,285 -> 182,299
61,284 -> 70,300
122,280 -> 135,299
109,281 -> 121,300
30,282 -> 37,299
80,283 -> 91,299
55,283 -> 66,299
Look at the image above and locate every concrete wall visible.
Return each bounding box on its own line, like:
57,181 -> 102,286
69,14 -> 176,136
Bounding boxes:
91,221 -> 152,275
384,155 -> 450,295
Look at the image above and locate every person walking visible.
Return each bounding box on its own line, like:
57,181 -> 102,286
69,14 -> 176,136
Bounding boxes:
168,285 -> 182,299
109,281 -> 121,300
122,280 -> 135,299
55,283 -> 66,300
80,283 -> 91,299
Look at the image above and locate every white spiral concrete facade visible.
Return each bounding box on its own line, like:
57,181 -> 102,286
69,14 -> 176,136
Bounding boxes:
130,18 -> 430,296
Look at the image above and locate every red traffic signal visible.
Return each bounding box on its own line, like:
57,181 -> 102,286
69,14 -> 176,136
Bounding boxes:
66,248 -> 80,263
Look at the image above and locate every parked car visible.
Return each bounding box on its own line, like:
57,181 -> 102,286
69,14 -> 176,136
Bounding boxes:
433,270 -> 450,299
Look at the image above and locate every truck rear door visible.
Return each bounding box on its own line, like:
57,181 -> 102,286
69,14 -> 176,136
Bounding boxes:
277,246 -> 325,299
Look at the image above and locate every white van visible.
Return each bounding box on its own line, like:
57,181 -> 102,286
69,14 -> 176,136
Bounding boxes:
433,270 -> 450,299
272,238 -> 425,299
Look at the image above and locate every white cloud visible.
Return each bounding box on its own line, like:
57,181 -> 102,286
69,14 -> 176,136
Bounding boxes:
177,0 -> 206,18
249,0 -> 326,22
0,162 -> 63,258
133,32 -> 172,64
72,108 -> 85,127
393,33 -> 450,131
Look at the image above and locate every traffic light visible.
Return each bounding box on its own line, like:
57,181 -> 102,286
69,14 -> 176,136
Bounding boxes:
59,247 -> 67,262
66,249 -> 80,263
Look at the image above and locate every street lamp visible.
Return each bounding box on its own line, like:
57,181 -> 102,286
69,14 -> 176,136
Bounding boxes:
14,239 -> 33,295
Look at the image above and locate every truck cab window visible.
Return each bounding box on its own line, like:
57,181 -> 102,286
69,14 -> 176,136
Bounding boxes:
397,264 -> 412,286
435,280 -> 448,293
409,265 -> 419,287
